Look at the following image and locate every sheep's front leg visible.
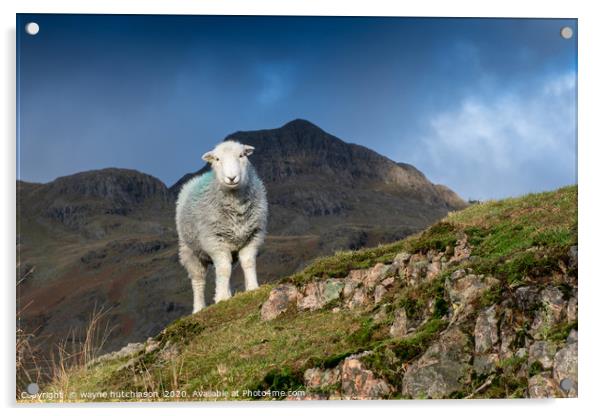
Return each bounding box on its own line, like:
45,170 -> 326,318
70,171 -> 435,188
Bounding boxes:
179,244 -> 207,314
212,251 -> 233,303
239,243 -> 259,291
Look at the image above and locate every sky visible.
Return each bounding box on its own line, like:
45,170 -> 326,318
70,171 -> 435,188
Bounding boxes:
17,15 -> 577,200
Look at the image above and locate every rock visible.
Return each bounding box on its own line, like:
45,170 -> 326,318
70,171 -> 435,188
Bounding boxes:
374,285 -> 387,304
450,233 -> 471,263
90,341 -> 145,366
446,274 -> 500,310
540,287 -> 567,321
514,286 -> 540,312
567,297 -> 577,323
473,353 -> 499,376
402,327 -> 472,399
347,286 -> 369,309
528,341 -> 557,370
530,286 -> 567,339
403,253 -> 428,285
304,367 -> 341,389
426,259 -> 442,281
449,268 -> 467,281
364,263 -> 390,289
389,308 -> 408,338
567,329 -> 578,344
343,269 -> 368,299
568,245 -> 577,268
392,252 -> 411,270
297,279 -> 345,311
297,282 -> 322,311
381,277 -> 395,287
553,342 -> 577,397
323,279 -> 345,303
528,373 -> 563,398
144,337 -> 160,354
474,305 -> 499,354
340,353 -> 393,399
260,284 -> 300,321
499,310 -> 517,359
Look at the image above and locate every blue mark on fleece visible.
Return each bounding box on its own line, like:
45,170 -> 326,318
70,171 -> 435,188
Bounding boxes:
193,170 -> 215,195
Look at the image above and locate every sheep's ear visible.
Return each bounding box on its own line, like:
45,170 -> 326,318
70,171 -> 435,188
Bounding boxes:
243,145 -> 255,157
202,151 -> 215,162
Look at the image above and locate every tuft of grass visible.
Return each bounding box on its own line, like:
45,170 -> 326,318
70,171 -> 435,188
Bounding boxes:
546,321 -> 578,343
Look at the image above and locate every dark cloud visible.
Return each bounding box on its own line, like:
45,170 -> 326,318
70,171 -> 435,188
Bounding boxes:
17,15 -> 576,198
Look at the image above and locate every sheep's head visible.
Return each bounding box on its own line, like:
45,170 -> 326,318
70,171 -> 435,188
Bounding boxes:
202,141 -> 255,190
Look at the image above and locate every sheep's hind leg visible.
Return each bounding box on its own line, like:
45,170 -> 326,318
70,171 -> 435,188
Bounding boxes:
239,243 -> 259,291
179,244 -> 207,313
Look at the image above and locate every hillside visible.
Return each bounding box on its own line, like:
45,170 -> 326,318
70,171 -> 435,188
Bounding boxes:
29,185 -> 577,401
17,119 -> 465,358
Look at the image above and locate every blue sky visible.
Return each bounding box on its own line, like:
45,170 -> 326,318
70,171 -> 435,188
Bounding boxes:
17,15 -> 577,200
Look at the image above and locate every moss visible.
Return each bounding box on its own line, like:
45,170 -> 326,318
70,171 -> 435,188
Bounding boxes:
158,317 -> 205,346
528,361 -> 544,377
248,366 -> 305,400
546,321 -> 578,343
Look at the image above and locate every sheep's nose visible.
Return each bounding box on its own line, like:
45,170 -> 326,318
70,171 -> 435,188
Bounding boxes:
227,176 -> 239,184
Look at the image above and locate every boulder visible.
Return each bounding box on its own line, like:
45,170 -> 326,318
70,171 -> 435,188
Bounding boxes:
474,305 -> 499,354
374,285 -> 387,304
450,233 -> 471,263
389,308 -> 408,338
514,286 -> 540,312
446,273 -> 499,311
260,284 -> 300,321
402,327 -> 472,399
553,342 -> 577,398
473,353 -> 499,376
346,286 -> 369,309
297,279 -> 344,311
304,367 -> 341,390
567,297 -> 577,324
363,263 -> 390,290
528,341 -> 557,370
528,373 -> 563,398
530,286 -> 567,339
340,353 -> 393,399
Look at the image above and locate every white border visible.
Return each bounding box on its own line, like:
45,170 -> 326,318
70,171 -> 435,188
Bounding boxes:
3,1 -> 601,415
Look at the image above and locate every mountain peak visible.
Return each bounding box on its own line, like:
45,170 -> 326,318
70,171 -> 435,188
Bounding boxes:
280,118 -> 322,131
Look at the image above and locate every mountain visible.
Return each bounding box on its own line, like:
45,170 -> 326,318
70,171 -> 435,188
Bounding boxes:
24,186 -> 578,401
17,119 -> 466,363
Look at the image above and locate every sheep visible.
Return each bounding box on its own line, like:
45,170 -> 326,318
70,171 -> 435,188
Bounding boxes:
176,140 -> 268,313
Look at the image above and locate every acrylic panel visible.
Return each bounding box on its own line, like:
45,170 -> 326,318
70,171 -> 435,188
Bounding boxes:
16,14 -> 577,402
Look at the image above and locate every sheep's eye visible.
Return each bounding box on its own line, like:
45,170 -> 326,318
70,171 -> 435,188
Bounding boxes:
215,157 -> 219,162
239,154 -> 244,158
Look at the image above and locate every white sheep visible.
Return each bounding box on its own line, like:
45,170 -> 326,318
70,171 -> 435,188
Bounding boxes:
175,141 -> 268,313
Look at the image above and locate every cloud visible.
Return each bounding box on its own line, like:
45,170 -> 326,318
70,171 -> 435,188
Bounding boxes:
406,72 -> 577,200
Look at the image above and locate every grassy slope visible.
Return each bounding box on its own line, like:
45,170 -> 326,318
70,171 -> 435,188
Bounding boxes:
38,186 -> 577,401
